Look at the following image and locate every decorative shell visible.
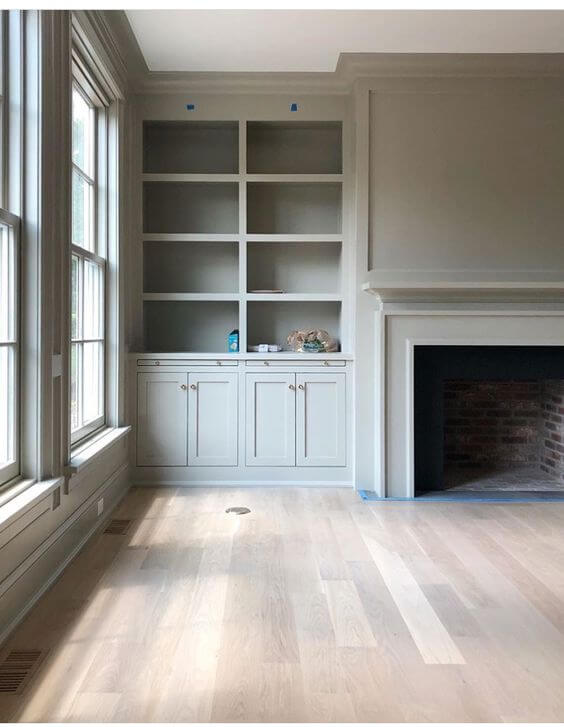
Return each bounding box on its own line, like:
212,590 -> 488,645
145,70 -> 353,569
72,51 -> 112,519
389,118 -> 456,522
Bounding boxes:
287,328 -> 338,353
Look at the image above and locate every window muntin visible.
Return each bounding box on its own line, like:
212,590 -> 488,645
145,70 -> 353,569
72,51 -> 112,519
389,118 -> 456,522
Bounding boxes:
70,77 -> 106,445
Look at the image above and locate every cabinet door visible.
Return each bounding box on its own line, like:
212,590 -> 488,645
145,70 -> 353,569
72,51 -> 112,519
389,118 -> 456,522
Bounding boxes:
137,372 -> 188,466
188,372 -> 238,466
296,373 -> 346,467
246,373 -> 296,466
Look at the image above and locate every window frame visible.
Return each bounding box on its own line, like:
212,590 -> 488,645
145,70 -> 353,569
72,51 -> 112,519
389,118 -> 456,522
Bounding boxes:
70,60 -> 109,447
0,11 -> 22,489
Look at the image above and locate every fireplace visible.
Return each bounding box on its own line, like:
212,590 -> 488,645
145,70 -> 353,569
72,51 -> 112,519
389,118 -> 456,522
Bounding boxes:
415,346 -> 564,493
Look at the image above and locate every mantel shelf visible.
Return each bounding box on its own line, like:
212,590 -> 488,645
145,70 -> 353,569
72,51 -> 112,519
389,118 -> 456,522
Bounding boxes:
362,270 -> 564,303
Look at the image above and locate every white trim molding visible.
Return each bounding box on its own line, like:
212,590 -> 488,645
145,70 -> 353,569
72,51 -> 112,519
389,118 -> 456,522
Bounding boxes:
373,306 -> 564,498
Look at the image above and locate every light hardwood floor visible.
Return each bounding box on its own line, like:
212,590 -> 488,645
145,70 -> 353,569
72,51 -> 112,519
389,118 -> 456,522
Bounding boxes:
1,486 -> 564,722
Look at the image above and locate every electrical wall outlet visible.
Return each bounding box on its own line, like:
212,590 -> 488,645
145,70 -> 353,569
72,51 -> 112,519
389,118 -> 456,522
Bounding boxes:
97,498 -> 104,516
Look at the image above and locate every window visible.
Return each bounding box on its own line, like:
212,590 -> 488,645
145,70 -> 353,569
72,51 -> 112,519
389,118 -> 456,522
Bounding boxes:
0,12 -> 21,486
71,76 -> 107,444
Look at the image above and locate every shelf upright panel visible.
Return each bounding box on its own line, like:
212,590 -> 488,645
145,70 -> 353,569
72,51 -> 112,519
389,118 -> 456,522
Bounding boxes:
238,119 -> 247,354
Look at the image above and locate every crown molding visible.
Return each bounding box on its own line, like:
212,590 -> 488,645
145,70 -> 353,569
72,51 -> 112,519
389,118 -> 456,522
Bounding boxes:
337,52 -> 564,80
101,13 -> 564,96
132,52 -> 564,96
134,70 -> 351,96
72,10 -> 148,97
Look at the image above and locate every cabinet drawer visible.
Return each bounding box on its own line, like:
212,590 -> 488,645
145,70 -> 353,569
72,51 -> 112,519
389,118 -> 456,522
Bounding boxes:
137,359 -> 238,367
245,359 -> 346,368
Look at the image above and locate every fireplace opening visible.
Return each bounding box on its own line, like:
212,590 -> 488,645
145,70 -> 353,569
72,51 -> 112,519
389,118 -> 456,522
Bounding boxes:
414,346 -> 564,494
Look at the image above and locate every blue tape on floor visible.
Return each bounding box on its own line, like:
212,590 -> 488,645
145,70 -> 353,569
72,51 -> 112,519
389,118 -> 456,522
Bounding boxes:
358,489 -> 564,503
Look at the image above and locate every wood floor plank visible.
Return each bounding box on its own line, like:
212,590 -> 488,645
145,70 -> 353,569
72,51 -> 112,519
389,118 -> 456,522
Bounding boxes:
1,488 -> 564,722
322,579 -> 377,648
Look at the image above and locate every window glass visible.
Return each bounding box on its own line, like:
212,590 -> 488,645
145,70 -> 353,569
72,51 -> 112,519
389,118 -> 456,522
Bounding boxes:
70,76 -> 106,444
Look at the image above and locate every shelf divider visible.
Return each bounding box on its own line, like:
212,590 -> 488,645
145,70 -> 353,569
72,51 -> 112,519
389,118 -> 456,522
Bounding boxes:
142,293 -> 239,301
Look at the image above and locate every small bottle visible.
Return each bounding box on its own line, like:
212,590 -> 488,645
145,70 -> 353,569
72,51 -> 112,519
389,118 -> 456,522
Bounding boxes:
228,329 -> 239,353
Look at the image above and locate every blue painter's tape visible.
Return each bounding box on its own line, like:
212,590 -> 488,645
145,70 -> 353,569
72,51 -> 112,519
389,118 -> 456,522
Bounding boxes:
290,102 -> 298,112
186,103 -> 195,111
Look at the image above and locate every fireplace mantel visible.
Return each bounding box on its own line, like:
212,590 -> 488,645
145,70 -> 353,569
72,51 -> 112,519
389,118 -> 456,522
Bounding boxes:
362,270 -> 564,304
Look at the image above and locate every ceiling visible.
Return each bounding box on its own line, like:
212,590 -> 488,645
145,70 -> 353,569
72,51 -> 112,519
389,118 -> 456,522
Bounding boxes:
125,10 -> 564,74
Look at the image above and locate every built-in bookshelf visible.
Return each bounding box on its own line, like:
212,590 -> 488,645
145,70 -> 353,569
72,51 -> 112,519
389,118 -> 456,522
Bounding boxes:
141,119 -> 345,354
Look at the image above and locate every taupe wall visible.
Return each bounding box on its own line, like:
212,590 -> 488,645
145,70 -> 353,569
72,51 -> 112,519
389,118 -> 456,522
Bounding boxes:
367,80 -> 564,273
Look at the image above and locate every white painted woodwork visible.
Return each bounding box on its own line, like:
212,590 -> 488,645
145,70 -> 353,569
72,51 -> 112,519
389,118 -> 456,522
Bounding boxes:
143,121 -> 239,174
247,182 -> 342,235
187,372 -> 238,466
247,301 -> 341,351
296,373 -> 346,467
137,372 -> 188,466
143,300 -> 239,353
143,181 -> 239,234
140,113 -> 347,357
382,312 -> 564,498
245,373 -> 296,466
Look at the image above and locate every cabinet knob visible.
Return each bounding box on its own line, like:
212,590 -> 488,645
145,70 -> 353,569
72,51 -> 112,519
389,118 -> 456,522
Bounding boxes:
217,361 -> 222,366
323,360 -> 329,366
263,361 -> 270,366
190,384 -> 197,390
180,384 -> 187,390
289,384 -> 295,390
155,360 -> 160,366
298,384 -> 305,390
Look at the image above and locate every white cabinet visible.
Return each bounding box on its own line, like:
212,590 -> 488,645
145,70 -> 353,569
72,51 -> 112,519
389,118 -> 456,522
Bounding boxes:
188,372 -> 238,466
137,372 -> 188,466
245,372 -> 346,468
296,373 -> 346,467
246,373 -> 296,466
134,360 -> 350,480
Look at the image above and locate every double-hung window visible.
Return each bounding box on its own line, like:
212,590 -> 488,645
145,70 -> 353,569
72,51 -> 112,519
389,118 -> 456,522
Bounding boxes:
0,12 -> 21,486
71,71 -> 107,445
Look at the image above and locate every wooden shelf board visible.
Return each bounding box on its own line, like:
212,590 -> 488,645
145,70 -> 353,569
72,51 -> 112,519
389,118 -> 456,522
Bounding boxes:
142,293 -> 239,302
245,234 -> 343,243
131,351 -> 354,360
245,174 -> 343,183
142,234 -> 240,243
246,293 -> 342,302
142,173 -> 240,183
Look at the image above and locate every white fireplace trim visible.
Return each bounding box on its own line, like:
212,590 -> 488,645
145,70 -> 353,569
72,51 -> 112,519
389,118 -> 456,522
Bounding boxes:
374,309 -> 564,498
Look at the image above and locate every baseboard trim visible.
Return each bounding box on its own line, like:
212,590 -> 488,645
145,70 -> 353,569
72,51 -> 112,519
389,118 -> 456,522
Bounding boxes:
0,463 -> 129,646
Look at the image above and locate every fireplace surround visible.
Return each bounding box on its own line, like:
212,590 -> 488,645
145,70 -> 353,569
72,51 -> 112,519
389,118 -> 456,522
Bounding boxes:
362,274 -> 564,497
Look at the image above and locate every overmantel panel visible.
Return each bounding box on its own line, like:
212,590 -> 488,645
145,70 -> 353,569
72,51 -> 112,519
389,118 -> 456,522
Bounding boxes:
365,76 -> 564,276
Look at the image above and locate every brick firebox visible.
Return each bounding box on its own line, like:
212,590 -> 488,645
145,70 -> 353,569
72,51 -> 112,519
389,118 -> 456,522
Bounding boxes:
444,379 -> 564,484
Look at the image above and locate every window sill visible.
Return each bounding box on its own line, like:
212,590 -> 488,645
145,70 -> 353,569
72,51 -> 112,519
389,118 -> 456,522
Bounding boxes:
65,426 -> 131,475
0,477 -> 64,533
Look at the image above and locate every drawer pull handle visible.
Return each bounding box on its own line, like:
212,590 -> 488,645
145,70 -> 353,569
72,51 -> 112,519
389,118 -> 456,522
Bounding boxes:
180,384 -> 187,390
298,384 -> 305,390
190,384 -> 197,390
289,384 -> 295,390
